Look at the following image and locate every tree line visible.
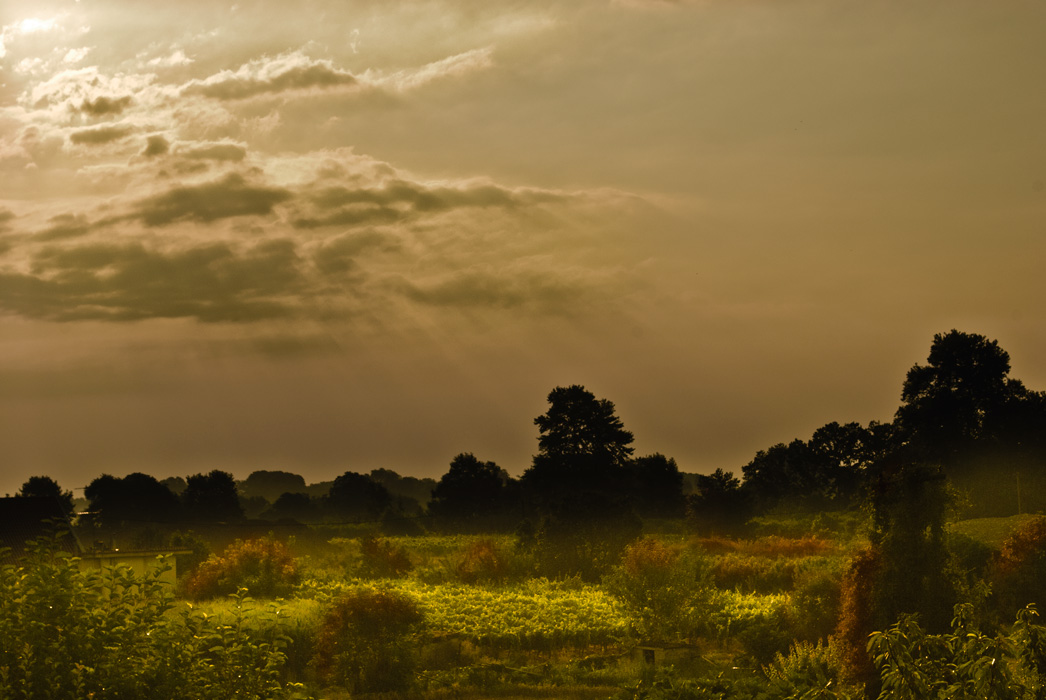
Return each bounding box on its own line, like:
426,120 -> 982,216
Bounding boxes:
15,328 -> 1046,541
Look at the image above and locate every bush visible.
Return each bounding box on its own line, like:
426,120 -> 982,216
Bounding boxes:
456,539 -> 508,584
604,537 -> 716,642
764,638 -> 856,698
167,529 -> 211,578
358,535 -> 413,578
787,564 -> 844,641
0,537 -> 302,700
991,516 -> 1046,616
184,535 -> 300,600
313,587 -> 424,693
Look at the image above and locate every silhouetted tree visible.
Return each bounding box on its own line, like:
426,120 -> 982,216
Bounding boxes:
326,471 -> 391,522
18,476 -> 75,515
523,385 -> 634,506
262,492 -> 320,522
239,470 -> 307,502
182,470 -> 243,522
686,468 -> 750,533
534,494 -> 642,582
894,330 -> 1014,469
369,468 -> 436,506
623,453 -> 684,518
84,473 -> 181,525
429,453 -> 519,531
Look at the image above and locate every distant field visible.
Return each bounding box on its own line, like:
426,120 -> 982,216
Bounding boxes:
948,514 -> 1040,549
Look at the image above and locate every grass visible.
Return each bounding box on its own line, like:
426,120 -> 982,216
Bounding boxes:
948,514 -> 1040,549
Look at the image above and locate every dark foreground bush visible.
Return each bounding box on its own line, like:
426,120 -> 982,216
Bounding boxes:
313,587 -> 424,694
0,536 -> 304,700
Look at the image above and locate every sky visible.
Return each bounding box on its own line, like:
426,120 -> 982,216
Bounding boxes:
1,0 -> 1045,497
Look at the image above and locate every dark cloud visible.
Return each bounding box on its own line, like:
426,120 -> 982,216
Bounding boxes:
181,143 -> 247,162
314,230 -> 401,275
401,270 -> 582,311
0,209 -> 14,230
0,239 -> 306,322
78,95 -> 133,117
293,180 -> 563,229
183,58 -> 357,101
69,124 -> 135,145
134,173 -> 292,226
33,214 -> 91,242
292,205 -> 405,230
142,135 -> 170,157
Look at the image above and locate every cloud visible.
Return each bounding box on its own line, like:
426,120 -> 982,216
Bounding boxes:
68,124 -> 134,145
376,46 -> 495,92
182,51 -> 357,100
292,179 -> 565,228
141,135 -> 170,157
0,239 -> 307,322
178,142 -> 247,162
400,267 -> 584,312
133,173 -> 292,226
0,209 -> 14,229
313,230 -> 401,275
78,95 -> 133,116
33,213 -> 91,242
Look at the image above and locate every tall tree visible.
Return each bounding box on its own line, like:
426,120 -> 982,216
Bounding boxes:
894,329 -> 1014,469
239,470 -> 307,503
326,471 -> 391,522
523,385 -> 634,505
85,473 -> 181,525
182,470 -> 243,522
429,453 -> 518,531
623,453 -> 684,517
18,476 -> 75,515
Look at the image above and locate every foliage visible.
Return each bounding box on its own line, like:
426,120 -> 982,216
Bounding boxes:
166,529 -> 211,578
312,587 -> 424,693
429,452 -> 518,532
534,494 -> 642,582
16,476 -> 75,515
182,470 -> 244,522
624,453 -> 685,518
604,537 -> 716,642
868,603 -> 1046,700
764,638 -> 857,699
184,535 -> 300,600
787,563 -> 845,642
239,470 -> 308,502
355,534 -> 413,578
991,516 -> 1046,617
456,539 -> 509,584
0,536 -> 303,700
84,472 -> 181,525
685,469 -> 750,534
325,471 -> 391,522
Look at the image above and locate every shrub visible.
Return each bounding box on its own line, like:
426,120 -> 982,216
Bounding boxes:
358,535 -> 413,578
0,537 -> 301,700
787,564 -> 844,641
313,587 -> 424,693
991,516 -> 1046,616
604,537 -> 716,642
456,539 -> 508,584
167,529 -> 211,577
184,535 -> 300,600
764,638 -> 856,698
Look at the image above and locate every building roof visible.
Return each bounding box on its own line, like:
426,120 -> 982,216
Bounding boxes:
0,496 -> 83,561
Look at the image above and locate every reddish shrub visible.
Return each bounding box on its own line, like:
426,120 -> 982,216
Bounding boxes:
184,535 -> 299,600
622,537 -> 680,576
991,516 -> 1046,616
313,588 -> 424,692
456,539 -> 507,584
834,545 -> 880,685
358,535 -> 412,578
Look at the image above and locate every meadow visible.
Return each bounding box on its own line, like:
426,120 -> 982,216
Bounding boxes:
5,510 -> 1045,700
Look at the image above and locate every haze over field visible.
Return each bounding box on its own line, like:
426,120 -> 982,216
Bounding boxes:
2,0 -> 1045,495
